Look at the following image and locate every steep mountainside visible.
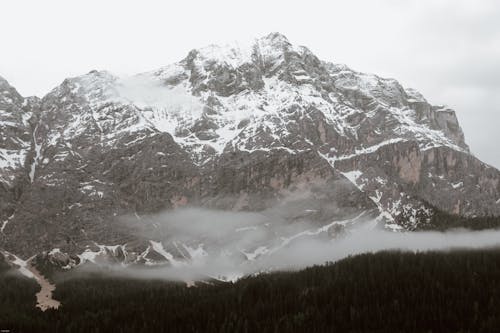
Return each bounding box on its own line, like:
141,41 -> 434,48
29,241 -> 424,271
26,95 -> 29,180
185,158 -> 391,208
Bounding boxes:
1,33 -> 499,266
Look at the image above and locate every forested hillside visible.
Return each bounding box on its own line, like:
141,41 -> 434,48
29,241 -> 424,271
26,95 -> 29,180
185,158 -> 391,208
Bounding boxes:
2,249 -> 500,332
421,208 -> 500,230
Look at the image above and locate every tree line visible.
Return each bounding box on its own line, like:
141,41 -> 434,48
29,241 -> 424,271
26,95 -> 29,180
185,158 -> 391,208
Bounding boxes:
2,248 -> 500,332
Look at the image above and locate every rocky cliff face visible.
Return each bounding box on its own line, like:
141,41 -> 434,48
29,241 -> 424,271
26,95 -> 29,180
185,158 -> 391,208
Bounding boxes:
0,77 -> 37,233
1,33 -> 499,264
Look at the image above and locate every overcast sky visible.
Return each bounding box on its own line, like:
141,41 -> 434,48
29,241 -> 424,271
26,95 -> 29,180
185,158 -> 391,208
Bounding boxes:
1,0 -> 498,168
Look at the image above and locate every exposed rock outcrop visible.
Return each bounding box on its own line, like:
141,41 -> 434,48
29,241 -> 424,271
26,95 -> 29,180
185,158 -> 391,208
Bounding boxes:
0,33 -> 499,261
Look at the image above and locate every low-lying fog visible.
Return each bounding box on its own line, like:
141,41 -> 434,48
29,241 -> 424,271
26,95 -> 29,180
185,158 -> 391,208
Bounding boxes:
76,208 -> 500,283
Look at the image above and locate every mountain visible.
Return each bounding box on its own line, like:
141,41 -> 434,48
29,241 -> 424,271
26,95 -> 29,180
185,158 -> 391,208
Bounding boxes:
1,33 -> 499,268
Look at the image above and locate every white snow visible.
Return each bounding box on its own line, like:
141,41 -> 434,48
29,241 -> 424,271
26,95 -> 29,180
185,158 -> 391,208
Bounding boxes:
13,37 -> 475,239
193,42 -> 253,69
150,240 -> 179,265
384,223 -> 404,231
182,243 -> 208,260
29,125 -> 42,183
319,139 -> 408,170
35,37 -> 469,172
387,106 -> 466,153
242,246 -> 268,261
370,190 -> 383,204
375,176 -> 387,185
117,78 -> 203,116
79,182 -> 106,198
68,203 -> 82,209
1,213 -> 14,233
48,248 -> 62,256
0,148 -> 26,169
268,211 -> 368,254
78,248 -> 102,263
3,252 -> 36,279
77,244 -> 125,264
340,170 -> 364,191
335,138 -> 407,163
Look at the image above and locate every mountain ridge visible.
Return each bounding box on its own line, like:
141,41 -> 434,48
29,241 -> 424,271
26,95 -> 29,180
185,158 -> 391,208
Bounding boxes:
1,32 -> 499,268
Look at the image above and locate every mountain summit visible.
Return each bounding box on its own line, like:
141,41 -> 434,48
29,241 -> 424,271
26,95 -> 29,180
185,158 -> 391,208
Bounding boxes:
1,33 -> 499,264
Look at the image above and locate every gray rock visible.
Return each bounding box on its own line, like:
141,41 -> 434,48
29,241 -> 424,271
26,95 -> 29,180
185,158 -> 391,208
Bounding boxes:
0,33 -> 499,260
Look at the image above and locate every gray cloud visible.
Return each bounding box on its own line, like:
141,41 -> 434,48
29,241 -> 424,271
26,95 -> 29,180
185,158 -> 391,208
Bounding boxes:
70,208 -> 500,283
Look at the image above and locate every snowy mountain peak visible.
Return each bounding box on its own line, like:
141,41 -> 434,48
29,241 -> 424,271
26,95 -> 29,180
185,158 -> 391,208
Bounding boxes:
1,33 -> 499,261
33,33 -> 471,165
59,70 -> 118,92
254,32 -> 296,60
183,32 -> 294,70
259,32 -> 291,45
186,42 -> 253,70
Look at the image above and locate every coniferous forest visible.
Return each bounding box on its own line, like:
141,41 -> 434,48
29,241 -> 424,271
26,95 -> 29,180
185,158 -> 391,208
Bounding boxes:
2,248 -> 500,333
418,208 -> 500,231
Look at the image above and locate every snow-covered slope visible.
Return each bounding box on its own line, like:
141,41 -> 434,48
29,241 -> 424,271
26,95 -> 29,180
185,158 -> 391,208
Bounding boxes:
0,33 -> 499,263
